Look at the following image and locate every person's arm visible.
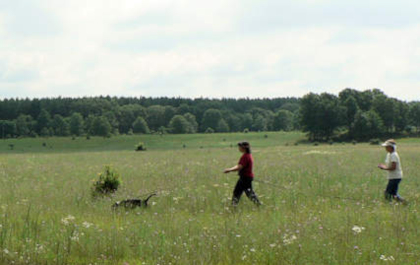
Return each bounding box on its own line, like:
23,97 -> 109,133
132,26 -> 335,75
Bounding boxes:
224,164 -> 243,173
378,162 -> 397,171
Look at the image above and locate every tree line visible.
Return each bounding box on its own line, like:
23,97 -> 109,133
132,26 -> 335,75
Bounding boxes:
301,88 -> 420,141
0,89 -> 419,141
0,96 -> 299,138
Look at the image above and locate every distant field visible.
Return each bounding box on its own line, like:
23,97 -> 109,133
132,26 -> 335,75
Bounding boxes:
0,133 -> 420,264
0,131 -> 304,153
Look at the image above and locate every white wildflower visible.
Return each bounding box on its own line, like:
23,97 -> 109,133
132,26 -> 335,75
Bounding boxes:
3,248 -> 9,254
61,215 -> 75,226
352,225 -> 365,234
380,255 -> 395,261
82,221 -> 93,228
283,234 -> 297,245
236,234 -> 241,238
269,243 -> 276,248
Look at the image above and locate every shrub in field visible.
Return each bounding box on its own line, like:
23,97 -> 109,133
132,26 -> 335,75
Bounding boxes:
205,127 -> 215,133
8,144 -> 14,150
352,140 -> 357,145
91,166 -> 121,196
329,140 -> 334,145
86,134 -> 91,140
135,142 -> 147,151
369,138 -> 381,145
313,141 -> 319,146
243,128 -> 249,133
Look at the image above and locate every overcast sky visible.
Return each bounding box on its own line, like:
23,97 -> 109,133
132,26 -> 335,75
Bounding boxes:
0,0 -> 419,101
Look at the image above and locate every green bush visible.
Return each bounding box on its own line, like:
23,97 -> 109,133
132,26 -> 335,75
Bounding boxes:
352,140 -> 357,145
243,128 -> 249,133
369,138 -> 381,145
205,127 -> 215,134
135,142 -> 147,151
313,142 -> 319,146
91,166 -> 121,197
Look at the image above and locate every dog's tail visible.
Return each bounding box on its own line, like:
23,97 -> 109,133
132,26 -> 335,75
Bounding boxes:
144,193 -> 157,205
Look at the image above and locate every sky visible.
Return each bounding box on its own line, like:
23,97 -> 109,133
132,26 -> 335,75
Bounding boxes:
0,0 -> 419,101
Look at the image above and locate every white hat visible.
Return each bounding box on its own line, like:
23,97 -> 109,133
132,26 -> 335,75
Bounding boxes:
381,139 -> 397,148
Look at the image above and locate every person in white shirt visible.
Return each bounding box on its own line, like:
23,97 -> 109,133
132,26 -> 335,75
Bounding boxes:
378,139 -> 405,202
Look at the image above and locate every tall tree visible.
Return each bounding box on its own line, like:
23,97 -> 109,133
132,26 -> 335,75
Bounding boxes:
169,115 -> 191,134
201,109 -> 223,132
70,113 -> 84,136
52,114 -> 70,136
36,109 -> 51,133
92,116 -> 112,137
132,117 -> 150,134
273,110 -> 293,131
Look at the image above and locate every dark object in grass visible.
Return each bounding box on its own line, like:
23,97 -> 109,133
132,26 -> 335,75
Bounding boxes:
135,142 -> 147,151
264,134 -> 268,138
352,140 -> 357,145
8,144 -> 14,150
86,134 -> 91,140
72,135 -> 76,140
313,142 -> 319,146
112,194 -> 156,209
183,144 -> 186,148
42,142 -> 47,147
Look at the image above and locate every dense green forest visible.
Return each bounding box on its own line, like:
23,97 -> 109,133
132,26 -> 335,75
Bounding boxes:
0,88 -> 419,141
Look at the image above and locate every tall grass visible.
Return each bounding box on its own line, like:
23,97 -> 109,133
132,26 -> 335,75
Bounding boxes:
0,133 -> 419,264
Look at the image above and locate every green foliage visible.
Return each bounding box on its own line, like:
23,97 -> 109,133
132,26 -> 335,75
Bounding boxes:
216,119 -> 230,133
92,116 -> 112,137
201,109 -> 223,132
135,142 -> 147,151
205,127 -> 215,133
69,113 -> 84,136
36,109 -> 51,133
183,113 -> 198,133
52,114 -> 70,136
0,120 -> 16,138
273,110 -> 293,131
369,138 -> 381,145
132,117 -> 150,134
169,115 -> 191,134
350,110 -> 384,141
300,93 -> 344,141
0,90 -> 419,141
91,166 -> 121,196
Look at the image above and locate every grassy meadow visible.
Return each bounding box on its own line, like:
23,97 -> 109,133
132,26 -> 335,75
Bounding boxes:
0,132 -> 420,264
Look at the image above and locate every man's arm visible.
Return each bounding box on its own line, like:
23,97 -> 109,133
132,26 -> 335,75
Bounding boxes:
378,162 -> 397,171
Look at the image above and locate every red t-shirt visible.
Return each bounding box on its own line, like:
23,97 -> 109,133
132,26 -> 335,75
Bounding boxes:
238,153 -> 254,178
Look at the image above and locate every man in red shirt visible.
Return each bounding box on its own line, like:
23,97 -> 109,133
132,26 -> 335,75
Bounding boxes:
224,142 -> 261,206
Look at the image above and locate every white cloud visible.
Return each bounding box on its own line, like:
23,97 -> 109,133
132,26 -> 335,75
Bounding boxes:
0,0 -> 419,100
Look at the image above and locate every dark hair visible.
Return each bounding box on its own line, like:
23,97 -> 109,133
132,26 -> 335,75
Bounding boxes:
238,141 -> 251,154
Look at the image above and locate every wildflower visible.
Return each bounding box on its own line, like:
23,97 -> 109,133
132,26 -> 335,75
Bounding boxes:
236,234 -> 241,238
283,234 -> 297,245
250,248 -> 256,252
3,249 -> 9,254
269,243 -> 276,248
352,225 -> 365,234
380,255 -> 395,261
61,215 -> 75,226
82,221 -> 93,228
